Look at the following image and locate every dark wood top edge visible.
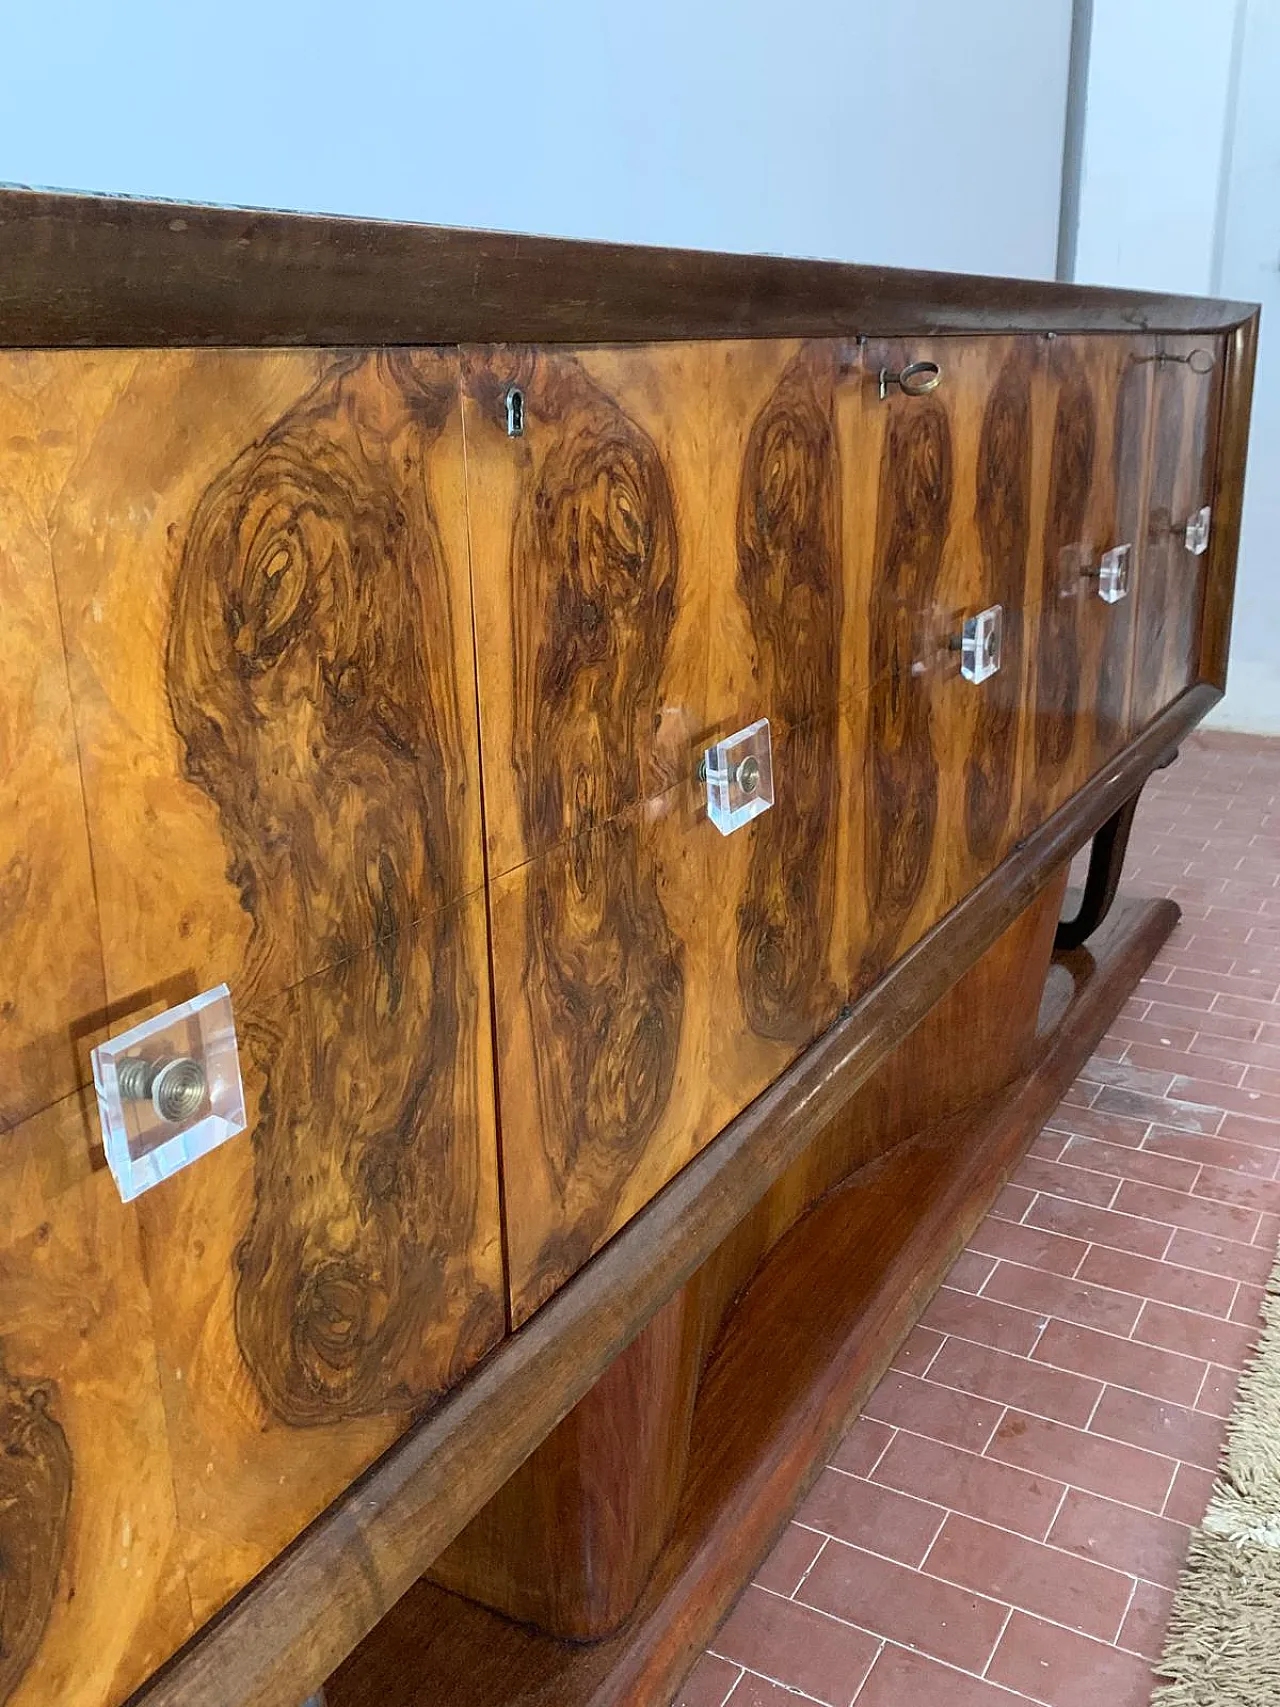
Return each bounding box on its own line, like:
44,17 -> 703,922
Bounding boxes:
0,188 -> 1260,348
124,683 -> 1221,1707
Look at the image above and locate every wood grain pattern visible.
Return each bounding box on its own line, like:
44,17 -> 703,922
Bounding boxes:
156,353 -> 495,1423
0,188 -> 1258,350
330,877 -> 1180,1707
964,339 -> 1037,871
0,1359 -> 71,1704
1198,313 -> 1259,688
0,1090 -> 194,1707
706,341 -> 849,727
123,686 -> 1222,1707
489,785 -> 707,1325
843,337 -> 1036,978
0,349 -> 504,1701
722,345 -> 843,1040
859,397 -> 949,976
136,893 -> 503,1625
428,1290 -> 697,1640
463,344 -> 707,877
429,867 -> 1065,1646
230,898 -> 503,1426
52,348 -> 485,1008
731,714 -> 843,1047
704,342 -> 858,1124
464,346 -> 710,1323
706,701 -> 863,1133
0,357 -> 107,1129
43,341 -> 504,1408
1023,336 -> 1153,823
1132,335 -> 1226,728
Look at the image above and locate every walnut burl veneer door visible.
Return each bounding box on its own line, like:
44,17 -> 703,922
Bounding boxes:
1132,334 -> 1226,729
1023,336 -> 1153,824
18,349 -> 504,1690
845,337 -> 1037,976
704,341 -> 863,1127
462,345 -> 711,1325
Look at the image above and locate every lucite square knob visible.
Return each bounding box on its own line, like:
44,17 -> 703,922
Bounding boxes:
91,984 -> 247,1202
1183,506 -> 1212,556
959,605 -> 1003,684
704,718 -> 774,836
1097,544 -> 1132,604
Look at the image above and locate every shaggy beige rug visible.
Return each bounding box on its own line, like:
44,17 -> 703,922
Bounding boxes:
1154,1249 -> 1280,1705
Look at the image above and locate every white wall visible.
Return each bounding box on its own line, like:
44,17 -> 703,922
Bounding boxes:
1074,0 -> 1242,296
0,0 -> 1073,278
1215,0 -> 1280,732
1075,0 -> 1279,733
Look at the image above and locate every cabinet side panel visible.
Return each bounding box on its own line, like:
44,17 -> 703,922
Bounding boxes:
1198,316 -> 1259,689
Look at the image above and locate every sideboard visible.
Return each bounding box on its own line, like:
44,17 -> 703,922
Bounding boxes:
0,188 -> 1258,1707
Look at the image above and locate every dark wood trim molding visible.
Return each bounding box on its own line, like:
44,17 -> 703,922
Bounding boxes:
123,681 -> 1220,1707
1199,309 -> 1261,688
0,188 -> 1259,348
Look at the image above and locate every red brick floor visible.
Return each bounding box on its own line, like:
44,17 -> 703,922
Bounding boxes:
677,730 -> 1280,1707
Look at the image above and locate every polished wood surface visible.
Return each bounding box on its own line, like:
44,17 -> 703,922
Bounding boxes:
136,894 -> 503,1629
463,344 -> 708,876
707,700 -> 864,1131
487,782 -> 709,1325
1024,335 -> 1153,821
1132,335 -> 1226,727
1199,315 -> 1259,688
707,340 -> 850,725
428,870 -> 1063,1642
125,685 -> 1218,1707
428,1288 -> 699,1639
0,252 -> 1254,1705
0,362 -> 107,1130
463,344 -> 711,1321
52,348 -> 485,1005
846,337 -> 1035,970
0,1090 -> 194,1707
0,189 -> 1257,349
0,351 -> 504,1702
329,883 -> 1179,1707
705,340 -> 860,1123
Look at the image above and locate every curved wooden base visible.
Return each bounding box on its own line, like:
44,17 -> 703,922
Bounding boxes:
1056,748 -> 1178,952
328,885 -> 1178,1707
1056,794 -> 1143,951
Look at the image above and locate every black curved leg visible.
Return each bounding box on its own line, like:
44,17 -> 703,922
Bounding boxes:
1055,749 -> 1179,952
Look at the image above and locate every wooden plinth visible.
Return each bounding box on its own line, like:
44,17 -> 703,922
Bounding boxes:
328,887 -> 1177,1707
